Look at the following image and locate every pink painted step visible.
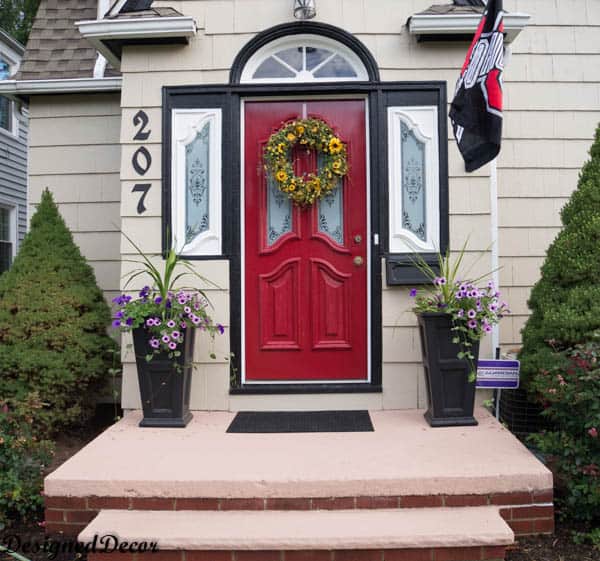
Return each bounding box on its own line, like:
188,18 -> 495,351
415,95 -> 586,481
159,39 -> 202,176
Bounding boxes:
79,507 -> 513,560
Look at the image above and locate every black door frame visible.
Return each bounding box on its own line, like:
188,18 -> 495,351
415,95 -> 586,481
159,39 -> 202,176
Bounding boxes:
161,21 -> 447,395
162,80 -> 448,394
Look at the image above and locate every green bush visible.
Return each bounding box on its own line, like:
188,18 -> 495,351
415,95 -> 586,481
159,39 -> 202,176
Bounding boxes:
529,339 -> 600,530
0,189 -> 117,436
520,124 -> 600,385
0,394 -> 53,526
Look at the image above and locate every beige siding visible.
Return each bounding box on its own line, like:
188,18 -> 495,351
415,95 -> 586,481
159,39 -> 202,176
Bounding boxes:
28,94 -> 122,301
115,0 -> 599,410
498,1 -> 599,345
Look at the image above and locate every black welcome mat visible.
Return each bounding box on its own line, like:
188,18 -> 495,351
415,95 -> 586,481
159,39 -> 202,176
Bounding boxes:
226,410 -> 374,433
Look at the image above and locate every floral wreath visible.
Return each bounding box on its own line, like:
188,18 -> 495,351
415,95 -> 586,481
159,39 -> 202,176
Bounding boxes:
263,117 -> 348,207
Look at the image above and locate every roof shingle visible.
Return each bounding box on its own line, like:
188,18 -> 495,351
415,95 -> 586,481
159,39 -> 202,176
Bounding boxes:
17,0 -> 120,81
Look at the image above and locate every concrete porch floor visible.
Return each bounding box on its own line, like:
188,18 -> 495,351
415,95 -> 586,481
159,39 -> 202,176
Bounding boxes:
45,408 -> 551,499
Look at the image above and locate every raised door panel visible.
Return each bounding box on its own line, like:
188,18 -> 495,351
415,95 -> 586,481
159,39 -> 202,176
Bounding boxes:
259,258 -> 301,350
310,258 -> 352,350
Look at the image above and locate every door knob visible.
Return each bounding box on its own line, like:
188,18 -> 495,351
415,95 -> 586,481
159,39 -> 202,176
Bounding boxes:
353,256 -> 364,267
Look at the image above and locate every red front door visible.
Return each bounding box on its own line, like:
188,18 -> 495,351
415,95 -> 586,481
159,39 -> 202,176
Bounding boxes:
244,100 -> 368,382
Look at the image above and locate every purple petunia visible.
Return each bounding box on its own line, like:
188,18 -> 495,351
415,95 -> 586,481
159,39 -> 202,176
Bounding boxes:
456,309 -> 464,318
468,319 -> 478,329
115,310 -> 124,319
184,306 -> 192,314
112,319 -> 121,328
467,309 -> 477,319
172,331 -> 181,339
168,342 -> 177,350
409,288 -> 418,298
162,335 -> 170,344
167,320 -> 176,328
126,317 -> 134,326
433,277 -> 447,287
149,338 -> 160,349
154,296 -> 163,305
217,324 -> 225,335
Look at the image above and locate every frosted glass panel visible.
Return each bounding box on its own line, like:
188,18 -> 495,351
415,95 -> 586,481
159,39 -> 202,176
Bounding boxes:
318,155 -> 344,245
267,176 -> 292,246
306,47 -> 332,70
254,57 -> 295,79
313,54 -> 357,78
277,48 -> 303,71
318,190 -> 344,245
401,121 -> 426,241
185,122 -> 210,244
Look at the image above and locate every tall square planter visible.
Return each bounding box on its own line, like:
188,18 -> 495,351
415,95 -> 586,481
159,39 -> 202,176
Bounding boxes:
132,327 -> 195,428
418,312 -> 479,427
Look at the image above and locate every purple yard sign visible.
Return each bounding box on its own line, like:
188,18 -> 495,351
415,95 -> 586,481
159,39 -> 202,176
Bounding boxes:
476,359 -> 520,389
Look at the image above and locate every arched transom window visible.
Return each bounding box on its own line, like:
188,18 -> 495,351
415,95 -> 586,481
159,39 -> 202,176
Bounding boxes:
240,34 -> 369,83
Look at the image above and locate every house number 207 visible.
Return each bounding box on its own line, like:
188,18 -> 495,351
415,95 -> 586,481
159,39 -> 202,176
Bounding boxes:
132,110 -> 152,214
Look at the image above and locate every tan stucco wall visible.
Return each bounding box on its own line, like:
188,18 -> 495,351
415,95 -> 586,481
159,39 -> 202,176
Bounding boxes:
28,94 -> 122,302
115,0 -> 600,411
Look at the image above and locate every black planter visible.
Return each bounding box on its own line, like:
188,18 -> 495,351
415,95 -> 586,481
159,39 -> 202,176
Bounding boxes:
132,327 -> 194,428
418,312 -> 480,427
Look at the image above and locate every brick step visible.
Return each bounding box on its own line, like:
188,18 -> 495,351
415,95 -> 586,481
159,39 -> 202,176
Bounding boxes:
80,507 -> 513,561
45,492 -> 555,538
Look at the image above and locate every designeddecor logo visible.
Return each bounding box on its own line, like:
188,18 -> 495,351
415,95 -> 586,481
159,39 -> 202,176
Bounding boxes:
1,533 -> 159,561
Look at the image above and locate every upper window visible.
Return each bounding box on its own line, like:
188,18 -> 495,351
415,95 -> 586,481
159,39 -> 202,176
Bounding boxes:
0,205 -> 15,274
240,35 -> 369,83
0,57 -> 14,134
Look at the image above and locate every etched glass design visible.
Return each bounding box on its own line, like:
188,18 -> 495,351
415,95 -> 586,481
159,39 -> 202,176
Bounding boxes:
185,121 -> 210,244
317,155 -> 344,245
267,175 -> 292,246
400,121 -> 426,241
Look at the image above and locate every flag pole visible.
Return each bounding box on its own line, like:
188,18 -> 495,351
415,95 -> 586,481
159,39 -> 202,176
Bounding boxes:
492,43 -> 510,419
490,157 -> 501,419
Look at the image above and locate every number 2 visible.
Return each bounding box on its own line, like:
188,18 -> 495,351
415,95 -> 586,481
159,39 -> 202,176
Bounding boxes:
133,110 -> 151,141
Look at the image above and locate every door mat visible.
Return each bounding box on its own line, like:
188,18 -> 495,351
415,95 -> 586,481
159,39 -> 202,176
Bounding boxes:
226,410 -> 374,433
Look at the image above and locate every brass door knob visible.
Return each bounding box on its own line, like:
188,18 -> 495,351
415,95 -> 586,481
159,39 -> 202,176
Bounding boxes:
353,256 -> 364,267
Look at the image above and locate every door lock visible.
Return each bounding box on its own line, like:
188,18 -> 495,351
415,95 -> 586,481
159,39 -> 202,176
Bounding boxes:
354,234 -> 362,244
353,256 -> 364,267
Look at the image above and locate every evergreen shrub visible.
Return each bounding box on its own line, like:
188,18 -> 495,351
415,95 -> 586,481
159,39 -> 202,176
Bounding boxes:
0,190 -> 117,436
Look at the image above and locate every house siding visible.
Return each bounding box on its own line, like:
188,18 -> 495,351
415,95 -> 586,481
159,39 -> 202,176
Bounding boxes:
114,0 -> 599,411
28,94 -> 122,302
0,105 -> 28,251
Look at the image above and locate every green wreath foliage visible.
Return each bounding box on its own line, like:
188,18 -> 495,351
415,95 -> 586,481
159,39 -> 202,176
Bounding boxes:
264,118 -> 348,207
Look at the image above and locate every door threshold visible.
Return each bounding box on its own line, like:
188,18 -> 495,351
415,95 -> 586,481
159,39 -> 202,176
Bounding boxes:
230,383 -> 382,395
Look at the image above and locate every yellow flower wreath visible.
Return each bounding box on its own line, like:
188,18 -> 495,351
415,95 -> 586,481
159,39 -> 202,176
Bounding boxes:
263,118 -> 348,207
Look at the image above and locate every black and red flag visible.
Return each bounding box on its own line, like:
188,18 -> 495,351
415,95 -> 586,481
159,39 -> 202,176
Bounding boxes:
449,0 -> 504,172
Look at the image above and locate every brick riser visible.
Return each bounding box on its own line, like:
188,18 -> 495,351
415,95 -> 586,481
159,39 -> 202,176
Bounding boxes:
45,490 -> 554,538
88,547 -> 507,561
